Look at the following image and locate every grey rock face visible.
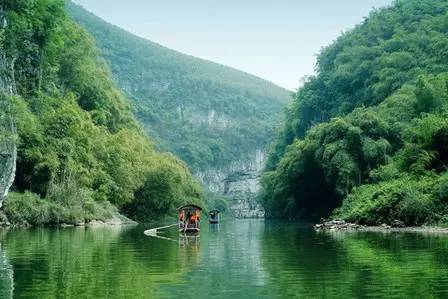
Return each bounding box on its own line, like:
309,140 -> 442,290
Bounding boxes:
176,106 -> 234,130
0,38 -> 17,207
197,150 -> 266,218
0,100 -> 16,207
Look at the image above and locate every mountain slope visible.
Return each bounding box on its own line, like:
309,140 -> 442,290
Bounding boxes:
0,0 -> 202,224
262,0 -> 448,225
66,2 -> 290,214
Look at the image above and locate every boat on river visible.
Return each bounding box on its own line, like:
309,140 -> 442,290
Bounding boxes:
209,210 -> 220,224
178,204 -> 202,233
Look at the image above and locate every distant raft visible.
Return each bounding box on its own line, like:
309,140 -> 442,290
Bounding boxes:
209,210 -> 220,224
178,204 -> 202,233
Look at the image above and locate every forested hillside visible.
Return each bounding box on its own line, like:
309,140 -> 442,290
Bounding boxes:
66,1 -> 290,174
262,0 -> 448,226
0,0 -> 202,224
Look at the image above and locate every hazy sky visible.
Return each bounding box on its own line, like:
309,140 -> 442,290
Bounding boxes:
73,0 -> 393,90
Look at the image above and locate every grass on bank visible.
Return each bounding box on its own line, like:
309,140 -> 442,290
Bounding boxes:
2,170 -> 120,226
3,192 -> 119,226
334,172 -> 448,227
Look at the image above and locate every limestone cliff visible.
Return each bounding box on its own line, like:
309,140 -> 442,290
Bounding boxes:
0,101 -> 16,207
197,150 -> 265,218
0,17 -> 17,207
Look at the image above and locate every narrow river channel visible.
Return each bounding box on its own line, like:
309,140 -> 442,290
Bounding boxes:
1,220 -> 448,298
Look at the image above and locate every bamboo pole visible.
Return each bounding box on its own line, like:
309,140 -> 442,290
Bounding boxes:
143,223 -> 178,235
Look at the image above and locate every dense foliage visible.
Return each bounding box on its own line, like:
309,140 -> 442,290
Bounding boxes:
262,0 -> 448,225
0,0 -> 202,224
66,1 -> 290,173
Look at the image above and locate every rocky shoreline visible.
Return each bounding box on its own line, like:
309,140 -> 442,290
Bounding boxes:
60,215 -> 138,228
0,211 -> 137,228
314,220 -> 448,234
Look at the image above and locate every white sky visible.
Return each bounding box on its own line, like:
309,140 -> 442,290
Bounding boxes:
73,0 -> 393,90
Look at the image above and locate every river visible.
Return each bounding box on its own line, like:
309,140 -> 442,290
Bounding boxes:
0,220 -> 447,298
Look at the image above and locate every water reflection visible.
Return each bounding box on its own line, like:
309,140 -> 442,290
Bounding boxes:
321,230 -> 448,298
179,234 -> 200,247
1,226 -> 178,298
162,219 -> 269,298
0,221 -> 448,298
209,223 -> 220,233
0,230 -> 13,299
261,223 -> 448,298
178,234 -> 201,272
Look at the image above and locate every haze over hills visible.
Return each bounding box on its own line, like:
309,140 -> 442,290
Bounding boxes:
67,1 -> 290,213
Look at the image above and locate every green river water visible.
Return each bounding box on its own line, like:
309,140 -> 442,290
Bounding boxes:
0,220 -> 448,298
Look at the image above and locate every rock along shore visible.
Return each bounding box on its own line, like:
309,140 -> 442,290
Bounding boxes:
0,212 -> 137,228
314,220 -> 448,234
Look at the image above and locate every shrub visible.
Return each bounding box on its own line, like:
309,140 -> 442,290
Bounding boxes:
335,176 -> 438,226
3,191 -> 119,226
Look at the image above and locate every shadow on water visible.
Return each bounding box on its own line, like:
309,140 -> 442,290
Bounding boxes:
0,221 -> 448,298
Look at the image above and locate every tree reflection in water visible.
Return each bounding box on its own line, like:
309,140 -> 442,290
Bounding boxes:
0,230 -> 13,299
261,223 -> 448,298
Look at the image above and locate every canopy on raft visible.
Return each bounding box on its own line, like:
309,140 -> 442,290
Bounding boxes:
178,204 -> 202,232
178,204 -> 203,211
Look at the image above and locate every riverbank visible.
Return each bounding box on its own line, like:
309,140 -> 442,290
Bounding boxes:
58,215 -> 137,227
0,210 -> 137,228
0,192 -> 137,227
314,220 -> 448,234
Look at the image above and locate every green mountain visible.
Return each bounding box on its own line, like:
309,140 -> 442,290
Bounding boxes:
262,0 -> 448,225
0,0 -> 202,224
66,1 -> 290,180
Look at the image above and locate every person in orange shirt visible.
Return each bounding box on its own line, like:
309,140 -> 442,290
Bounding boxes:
190,213 -> 197,226
179,210 -> 185,222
